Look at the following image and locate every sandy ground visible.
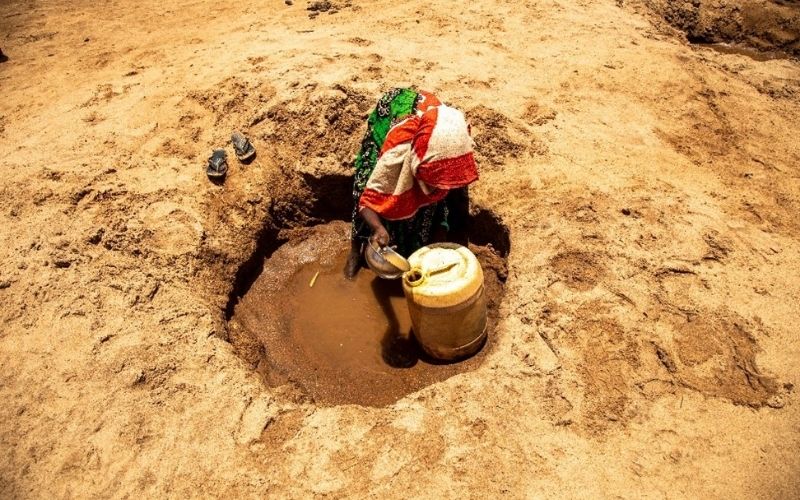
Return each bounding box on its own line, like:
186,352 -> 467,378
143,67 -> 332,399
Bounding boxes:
1,0 -> 800,497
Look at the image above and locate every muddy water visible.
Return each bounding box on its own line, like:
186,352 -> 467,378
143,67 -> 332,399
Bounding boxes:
230,221 -> 505,407
287,251 -> 418,374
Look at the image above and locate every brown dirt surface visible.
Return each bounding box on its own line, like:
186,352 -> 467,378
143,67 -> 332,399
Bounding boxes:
634,0 -> 800,57
1,0 -> 800,497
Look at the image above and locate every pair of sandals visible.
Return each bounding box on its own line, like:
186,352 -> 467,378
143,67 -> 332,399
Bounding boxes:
206,131 -> 256,180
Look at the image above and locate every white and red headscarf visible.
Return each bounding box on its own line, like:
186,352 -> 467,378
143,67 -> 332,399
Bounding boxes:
358,92 -> 478,220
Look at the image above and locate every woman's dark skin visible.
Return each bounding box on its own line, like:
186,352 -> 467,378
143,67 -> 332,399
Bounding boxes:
344,188 -> 469,279
344,206 -> 387,279
361,207 -> 390,247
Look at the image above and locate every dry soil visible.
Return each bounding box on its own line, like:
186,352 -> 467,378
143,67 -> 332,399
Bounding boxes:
1,0 -> 799,498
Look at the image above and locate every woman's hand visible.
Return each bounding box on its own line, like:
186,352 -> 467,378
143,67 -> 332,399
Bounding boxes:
370,225 -> 390,247
360,206 -> 390,247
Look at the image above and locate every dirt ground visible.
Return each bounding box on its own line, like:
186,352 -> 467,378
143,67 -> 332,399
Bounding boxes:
634,0 -> 800,57
1,0 -> 800,497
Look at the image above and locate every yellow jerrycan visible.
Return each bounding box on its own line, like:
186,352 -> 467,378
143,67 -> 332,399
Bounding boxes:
402,243 -> 487,361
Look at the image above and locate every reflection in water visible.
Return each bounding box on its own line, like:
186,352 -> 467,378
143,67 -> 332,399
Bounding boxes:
371,278 -> 419,368
371,278 -> 466,368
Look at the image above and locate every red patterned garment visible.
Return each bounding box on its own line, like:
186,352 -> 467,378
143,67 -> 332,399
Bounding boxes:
358,91 -> 478,221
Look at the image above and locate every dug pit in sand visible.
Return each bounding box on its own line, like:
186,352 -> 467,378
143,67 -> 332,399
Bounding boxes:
228,221 -> 507,407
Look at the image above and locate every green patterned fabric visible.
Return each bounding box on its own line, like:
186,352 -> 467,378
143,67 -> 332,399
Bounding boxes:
351,88 -> 448,256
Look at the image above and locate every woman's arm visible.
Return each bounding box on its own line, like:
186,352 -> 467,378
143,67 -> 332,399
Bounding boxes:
360,207 -> 390,246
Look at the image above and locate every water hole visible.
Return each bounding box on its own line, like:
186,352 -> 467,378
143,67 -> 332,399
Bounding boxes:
225,175 -> 509,407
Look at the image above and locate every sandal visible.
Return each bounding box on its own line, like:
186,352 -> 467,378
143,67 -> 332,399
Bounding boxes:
206,149 -> 228,179
231,131 -> 256,163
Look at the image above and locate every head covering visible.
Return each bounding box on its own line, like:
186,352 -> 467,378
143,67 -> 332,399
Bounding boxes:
359,103 -> 478,221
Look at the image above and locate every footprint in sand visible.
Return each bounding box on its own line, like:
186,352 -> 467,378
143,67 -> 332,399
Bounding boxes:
140,201 -> 204,256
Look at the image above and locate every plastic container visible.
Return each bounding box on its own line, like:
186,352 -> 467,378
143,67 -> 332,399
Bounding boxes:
402,243 -> 487,360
